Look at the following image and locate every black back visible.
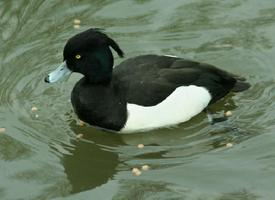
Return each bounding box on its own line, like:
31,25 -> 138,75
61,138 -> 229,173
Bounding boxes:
114,55 -> 237,106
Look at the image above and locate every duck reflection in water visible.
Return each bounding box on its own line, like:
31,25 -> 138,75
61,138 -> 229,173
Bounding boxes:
61,120 -> 122,194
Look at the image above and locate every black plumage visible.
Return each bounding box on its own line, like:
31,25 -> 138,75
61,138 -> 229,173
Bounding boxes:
46,28 -> 250,132
114,54 -> 246,106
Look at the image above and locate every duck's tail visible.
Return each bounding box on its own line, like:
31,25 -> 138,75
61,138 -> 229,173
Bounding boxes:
232,76 -> 251,92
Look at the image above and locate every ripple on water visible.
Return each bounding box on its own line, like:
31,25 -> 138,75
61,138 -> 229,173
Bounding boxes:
1,0 -> 275,199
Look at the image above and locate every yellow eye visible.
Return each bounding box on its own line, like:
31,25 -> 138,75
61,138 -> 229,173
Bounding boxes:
75,54 -> 81,59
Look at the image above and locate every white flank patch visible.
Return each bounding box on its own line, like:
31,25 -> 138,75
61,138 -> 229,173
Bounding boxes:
120,85 -> 211,133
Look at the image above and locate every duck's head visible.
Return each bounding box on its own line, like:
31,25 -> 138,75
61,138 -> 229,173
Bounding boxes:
45,28 -> 124,84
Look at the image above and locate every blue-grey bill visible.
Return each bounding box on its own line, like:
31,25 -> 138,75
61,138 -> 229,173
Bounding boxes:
45,61 -> 72,83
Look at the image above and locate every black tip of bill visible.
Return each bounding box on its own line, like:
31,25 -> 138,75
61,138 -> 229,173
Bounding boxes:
44,75 -> 50,83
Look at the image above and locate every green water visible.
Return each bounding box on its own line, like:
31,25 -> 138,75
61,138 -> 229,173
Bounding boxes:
1,0 -> 275,199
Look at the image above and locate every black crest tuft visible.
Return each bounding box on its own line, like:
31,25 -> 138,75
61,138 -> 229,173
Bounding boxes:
106,37 -> 124,58
89,28 -> 124,57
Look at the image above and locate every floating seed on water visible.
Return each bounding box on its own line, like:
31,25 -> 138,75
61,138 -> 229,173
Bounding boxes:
226,143 -> 233,148
141,165 -> 150,171
74,24 -> 80,29
224,111 -> 232,117
31,106 -> 38,112
0,128 -> 6,133
77,120 -> 85,126
132,168 -> 141,176
137,144 -> 144,149
76,134 -> 83,139
132,168 -> 139,173
73,19 -> 81,25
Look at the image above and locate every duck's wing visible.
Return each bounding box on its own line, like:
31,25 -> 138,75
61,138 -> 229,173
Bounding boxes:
113,55 -> 238,106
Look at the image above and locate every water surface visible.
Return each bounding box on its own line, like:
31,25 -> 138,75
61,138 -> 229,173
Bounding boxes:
1,0 -> 275,199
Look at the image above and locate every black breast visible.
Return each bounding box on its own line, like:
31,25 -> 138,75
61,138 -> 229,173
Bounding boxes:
71,78 -> 127,131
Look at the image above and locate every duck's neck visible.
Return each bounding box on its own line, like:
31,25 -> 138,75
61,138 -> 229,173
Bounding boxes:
83,48 -> 114,84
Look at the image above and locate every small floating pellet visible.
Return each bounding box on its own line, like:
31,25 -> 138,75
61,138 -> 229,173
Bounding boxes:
224,111 -> 232,117
141,165 -> 150,171
73,19 -> 81,25
76,134 -> 83,139
31,106 -> 38,112
137,144 -> 144,149
0,128 -> 6,133
73,24 -> 80,29
226,143 -> 233,148
77,120 -> 85,126
132,168 -> 141,176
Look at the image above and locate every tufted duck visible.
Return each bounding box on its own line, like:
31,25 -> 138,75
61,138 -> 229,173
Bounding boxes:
45,28 -> 249,133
